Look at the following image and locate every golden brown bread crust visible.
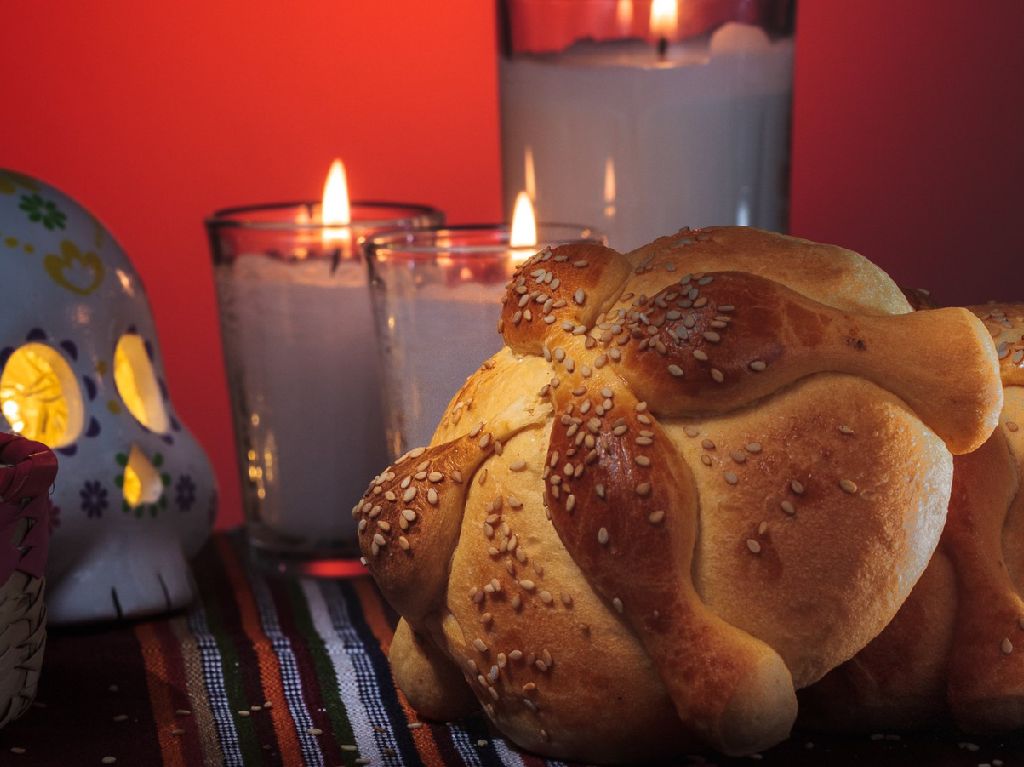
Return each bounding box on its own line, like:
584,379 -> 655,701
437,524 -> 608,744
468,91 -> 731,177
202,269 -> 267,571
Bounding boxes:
625,226 -> 914,316
943,425 -> 1024,730
542,367 -> 795,754
442,405 -> 691,762
798,549 -> 958,729
671,374 -> 952,689
506,241 -> 998,453
974,303 -> 1024,387
354,227 -> 1004,760
353,390 -> 550,623
998,387 -> 1024,592
389,619 -> 478,722
802,304 -> 1024,733
605,270 -> 997,454
499,241 -> 631,357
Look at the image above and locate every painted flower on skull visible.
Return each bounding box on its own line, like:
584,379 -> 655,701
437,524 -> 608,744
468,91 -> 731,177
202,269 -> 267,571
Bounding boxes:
80,480 -> 109,518
19,193 -> 67,231
175,474 -> 196,512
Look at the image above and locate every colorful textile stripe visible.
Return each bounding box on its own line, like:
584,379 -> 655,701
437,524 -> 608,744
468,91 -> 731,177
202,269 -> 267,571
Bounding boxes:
9,532 -> 1015,765
0,533 -> 579,766
6,532 -> 1024,765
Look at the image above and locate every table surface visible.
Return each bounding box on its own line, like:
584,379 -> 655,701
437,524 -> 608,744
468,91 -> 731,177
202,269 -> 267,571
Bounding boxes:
2,531 -> 1024,767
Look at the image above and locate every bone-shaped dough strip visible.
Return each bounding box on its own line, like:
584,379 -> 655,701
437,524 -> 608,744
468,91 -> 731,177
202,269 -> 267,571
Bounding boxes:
502,249 -> 999,455
543,372 -> 796,755
354,400 -> 547,622
609,271 -> 1000,455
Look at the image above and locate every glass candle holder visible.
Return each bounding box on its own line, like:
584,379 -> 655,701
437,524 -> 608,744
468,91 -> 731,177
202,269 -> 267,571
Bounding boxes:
365,223 -> 603,458
206,201 -> 443,575
500,0 -> 795,251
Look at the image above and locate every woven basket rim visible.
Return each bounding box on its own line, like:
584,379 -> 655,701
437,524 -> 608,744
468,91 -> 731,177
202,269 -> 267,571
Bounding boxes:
0,432 -> 57,586
0,433 -> 57,504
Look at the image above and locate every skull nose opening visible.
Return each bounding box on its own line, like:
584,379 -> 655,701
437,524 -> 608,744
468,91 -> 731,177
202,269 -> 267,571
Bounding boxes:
122,444 -> 162,507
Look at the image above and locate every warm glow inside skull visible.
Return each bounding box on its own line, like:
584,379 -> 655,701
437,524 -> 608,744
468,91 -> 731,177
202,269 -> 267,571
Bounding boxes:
0,169 -> 215,624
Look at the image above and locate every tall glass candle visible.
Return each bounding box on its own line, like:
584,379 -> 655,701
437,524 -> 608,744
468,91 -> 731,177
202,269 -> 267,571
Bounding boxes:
500,0 -> 794,251
206,200 -> 443,574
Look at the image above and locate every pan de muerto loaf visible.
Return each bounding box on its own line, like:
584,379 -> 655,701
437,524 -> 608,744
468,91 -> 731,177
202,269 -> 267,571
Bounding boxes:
803,302 -> 1024,732
353,227 -> 1002,761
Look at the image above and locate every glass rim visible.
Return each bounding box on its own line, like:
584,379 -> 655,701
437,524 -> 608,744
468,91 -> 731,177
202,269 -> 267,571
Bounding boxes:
366,222 -> 605,257
500,0 -> 795,55
204,200 -> 443,231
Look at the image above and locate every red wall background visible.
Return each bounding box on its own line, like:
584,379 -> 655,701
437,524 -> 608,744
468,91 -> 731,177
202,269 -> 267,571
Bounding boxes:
2,2 -> 1022,528
790,1 -> 1024,304
0,1 -> 503,528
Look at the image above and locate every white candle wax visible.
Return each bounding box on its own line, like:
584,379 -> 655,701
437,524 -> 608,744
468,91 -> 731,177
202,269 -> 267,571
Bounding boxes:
216,255 -> 387,547
501,23 -> 794,251
377,279 -> 505,452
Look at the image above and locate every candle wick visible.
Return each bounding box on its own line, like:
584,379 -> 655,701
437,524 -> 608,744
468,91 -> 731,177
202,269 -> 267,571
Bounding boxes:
657,36 -> 668,59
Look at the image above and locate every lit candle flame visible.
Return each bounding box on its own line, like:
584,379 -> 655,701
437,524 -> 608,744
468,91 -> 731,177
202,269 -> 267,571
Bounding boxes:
322,158 -> 351,250
510,191 -> 537,260
649,0 -> 677,42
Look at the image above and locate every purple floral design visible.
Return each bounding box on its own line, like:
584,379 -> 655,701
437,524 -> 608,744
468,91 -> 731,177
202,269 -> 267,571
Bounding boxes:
175,474 -> 196,512
80,480 -> 108,518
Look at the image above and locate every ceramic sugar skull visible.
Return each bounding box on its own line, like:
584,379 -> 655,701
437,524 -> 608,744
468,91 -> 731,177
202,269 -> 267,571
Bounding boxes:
0,169 -> 215,625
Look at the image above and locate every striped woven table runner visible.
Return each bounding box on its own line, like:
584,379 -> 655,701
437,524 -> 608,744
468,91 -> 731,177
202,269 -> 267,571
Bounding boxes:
0,532 -> 570,767
3,531 -> 1024,766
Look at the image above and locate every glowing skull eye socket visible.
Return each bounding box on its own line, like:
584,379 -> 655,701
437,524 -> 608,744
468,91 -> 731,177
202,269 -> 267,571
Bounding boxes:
0,342 -> 84,447
114,334 -> 169,433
